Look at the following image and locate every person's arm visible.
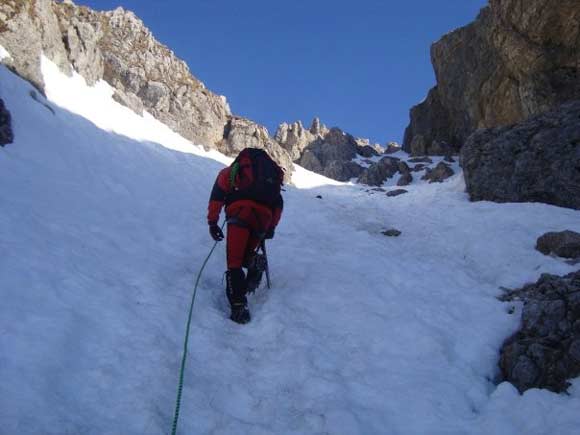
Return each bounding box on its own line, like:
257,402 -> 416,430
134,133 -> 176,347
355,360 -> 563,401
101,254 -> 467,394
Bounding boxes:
266,193 -> 283,239
271,193 -> 283,227
207,168 -> 231,239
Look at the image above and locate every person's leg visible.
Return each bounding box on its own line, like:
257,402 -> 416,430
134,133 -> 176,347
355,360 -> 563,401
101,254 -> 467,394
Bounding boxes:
243,234 -> 261,265
244,205 -> 273,292
225,223 -> 251,323
225,268 -> 250,324
227,223 -> 250,272
244,234 -> 264,293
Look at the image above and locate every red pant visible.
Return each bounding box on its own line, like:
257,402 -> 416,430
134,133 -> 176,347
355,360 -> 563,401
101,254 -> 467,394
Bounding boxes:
226,200 -> 272,269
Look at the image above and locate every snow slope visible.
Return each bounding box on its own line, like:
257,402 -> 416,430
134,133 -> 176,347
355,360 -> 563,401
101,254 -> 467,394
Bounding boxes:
1,55 -> 580,435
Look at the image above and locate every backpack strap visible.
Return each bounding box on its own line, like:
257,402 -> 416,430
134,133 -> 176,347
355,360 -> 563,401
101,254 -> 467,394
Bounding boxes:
229,161 -> 240,189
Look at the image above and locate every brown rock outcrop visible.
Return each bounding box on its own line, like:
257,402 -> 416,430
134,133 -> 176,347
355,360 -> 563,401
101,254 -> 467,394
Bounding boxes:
404,0 -> 580,155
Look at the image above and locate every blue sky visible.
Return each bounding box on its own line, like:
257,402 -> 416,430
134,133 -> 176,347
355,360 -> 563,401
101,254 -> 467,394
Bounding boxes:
78,0 -> 487,144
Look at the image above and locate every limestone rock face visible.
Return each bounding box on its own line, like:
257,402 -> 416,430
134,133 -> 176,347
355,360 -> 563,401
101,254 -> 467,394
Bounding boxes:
221,117 -> 272,154
296,127 -> 359,180
0,0 -> 71,91
356,142 -> 380,158
323,161 -> 363,182
404,0 -> 580,155
0,98 -> 13,146
403,87 -> 457,156
57,4 -> 104,86
461,101 -> 580,210
275,117 -> 394,182
0,0 -> 295,168
358,157 -> 400,186
220,117 -> 293,175
275,119 -> 320,161
53,3 -> 231,148
276,118 -> 373,181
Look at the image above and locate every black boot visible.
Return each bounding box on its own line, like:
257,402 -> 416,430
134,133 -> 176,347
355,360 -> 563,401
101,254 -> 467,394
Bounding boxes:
226,268 -> 251,324
230,303 -> 251,324
245,253 -> 266,293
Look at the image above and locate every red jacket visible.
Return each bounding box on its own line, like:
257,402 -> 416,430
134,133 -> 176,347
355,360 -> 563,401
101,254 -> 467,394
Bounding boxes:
207,166 -> 283,230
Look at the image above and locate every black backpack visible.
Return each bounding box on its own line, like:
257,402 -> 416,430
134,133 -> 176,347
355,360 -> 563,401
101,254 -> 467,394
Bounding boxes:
227,148 -> 283,207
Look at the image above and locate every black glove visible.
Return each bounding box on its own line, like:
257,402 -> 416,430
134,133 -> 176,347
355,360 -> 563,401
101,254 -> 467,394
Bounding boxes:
264,228 -> 275,240
209,223 -> 224,241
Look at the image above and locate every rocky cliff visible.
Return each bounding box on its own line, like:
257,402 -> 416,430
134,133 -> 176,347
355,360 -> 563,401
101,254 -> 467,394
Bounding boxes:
404,0 -> 580,155
275,117 -> 388,181
461,101 -> 580,210
0,0 -> 293,170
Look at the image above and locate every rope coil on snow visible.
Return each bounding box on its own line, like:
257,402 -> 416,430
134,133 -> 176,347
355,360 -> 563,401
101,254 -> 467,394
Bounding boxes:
170,221 -> 225,435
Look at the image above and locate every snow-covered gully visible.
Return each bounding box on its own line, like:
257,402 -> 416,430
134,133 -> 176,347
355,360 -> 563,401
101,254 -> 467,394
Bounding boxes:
1,57 -> 580,434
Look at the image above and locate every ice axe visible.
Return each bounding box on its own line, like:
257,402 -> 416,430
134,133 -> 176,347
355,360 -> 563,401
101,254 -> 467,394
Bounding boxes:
260,240 -> 271,289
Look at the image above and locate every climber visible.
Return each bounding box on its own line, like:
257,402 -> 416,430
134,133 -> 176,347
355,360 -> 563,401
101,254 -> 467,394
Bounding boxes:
207,148 -> 284,324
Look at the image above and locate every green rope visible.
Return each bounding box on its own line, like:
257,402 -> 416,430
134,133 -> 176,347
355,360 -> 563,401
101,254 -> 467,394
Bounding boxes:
170,222 -> 225,435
